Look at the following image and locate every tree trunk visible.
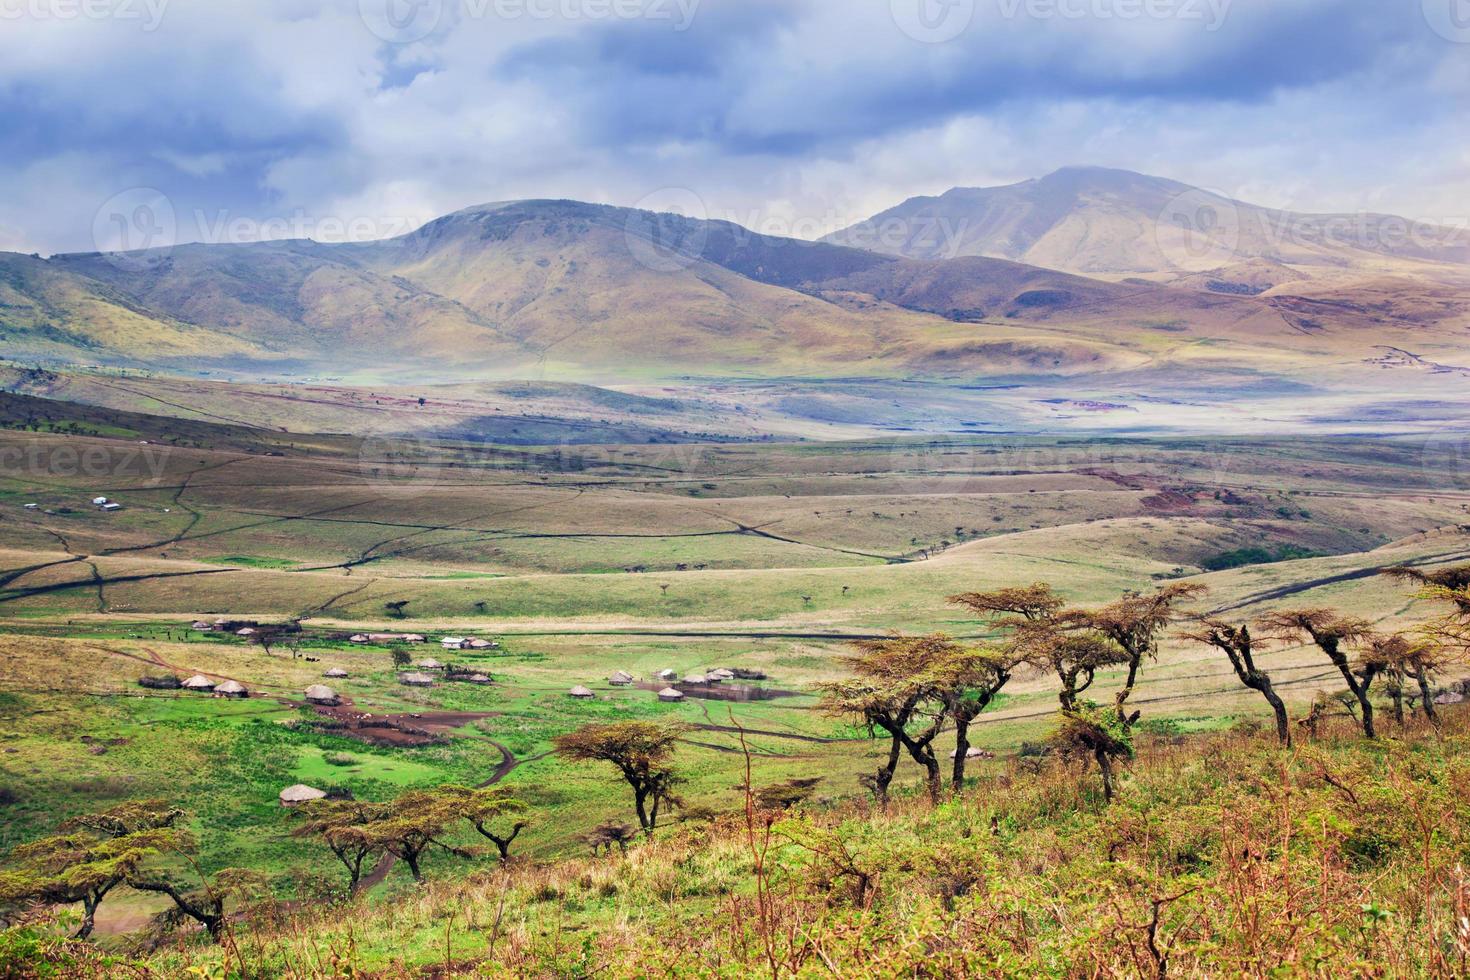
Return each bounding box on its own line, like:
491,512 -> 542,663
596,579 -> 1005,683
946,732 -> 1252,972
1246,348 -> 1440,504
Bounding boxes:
1388,677 -> 1405,726
871,735 -> 902,811
950,717 -> 971,791
633,786 -> 651,833
1095,749 -> 1115,803
403,851 -> 424,882
1260,682 -> 1292,748
1356,689 -> 1376,739
1415,667 -> 1440,727
74,895 -> 99,940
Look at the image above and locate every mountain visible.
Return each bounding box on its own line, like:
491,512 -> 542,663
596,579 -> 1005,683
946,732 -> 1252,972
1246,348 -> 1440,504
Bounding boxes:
3,189 -> 1468,395
824,166 -> 1470,279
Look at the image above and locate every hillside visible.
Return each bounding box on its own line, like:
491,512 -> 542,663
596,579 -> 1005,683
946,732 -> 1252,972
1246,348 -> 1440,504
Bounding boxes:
826,166 -> 1470,278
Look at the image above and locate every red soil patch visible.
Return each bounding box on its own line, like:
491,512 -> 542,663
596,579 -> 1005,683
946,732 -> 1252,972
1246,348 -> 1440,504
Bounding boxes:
308,703 -> 496,747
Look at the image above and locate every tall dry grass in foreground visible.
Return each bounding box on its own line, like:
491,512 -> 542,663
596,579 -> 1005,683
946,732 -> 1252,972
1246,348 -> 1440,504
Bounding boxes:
7,711 -> 1470,978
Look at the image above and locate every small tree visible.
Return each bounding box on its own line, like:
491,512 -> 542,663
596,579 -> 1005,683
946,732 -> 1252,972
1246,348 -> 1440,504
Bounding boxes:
1065,583 -> 1204,730
0,800 -> 187,939
362,790 -> 464,883
436,786 -> 529,863
391,648 -> 412,669
1048,702 -> 1133,803
554,722 -> 683,836
1180,617 -> 1292,745
291,799 -> 389,892
1260,609 -> 1379,738
385,600 -> 410,619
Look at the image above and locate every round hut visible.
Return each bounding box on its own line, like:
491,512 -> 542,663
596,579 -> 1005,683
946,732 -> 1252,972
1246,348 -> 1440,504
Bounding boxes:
214,680 -> 249,699
323,667 -> 350,679
569,685 -> 596,700
279,784 -> 328,807
304,684 -> 340,706
609,670 -> 634,686
181,674 -> 216,692
398,672 -> 437,687
682,674 -> 708,686
658,687 -> 685,703
414,659 -> 446,671
708,668 -> 735,682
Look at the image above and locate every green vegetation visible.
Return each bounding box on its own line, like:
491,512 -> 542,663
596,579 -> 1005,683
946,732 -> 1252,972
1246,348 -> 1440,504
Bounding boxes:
1201,544 -> 1320,571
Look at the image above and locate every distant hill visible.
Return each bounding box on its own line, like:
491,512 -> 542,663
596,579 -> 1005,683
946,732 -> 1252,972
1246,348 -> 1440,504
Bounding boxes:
1,186 -> 1467,391
824,166 -> 1470,277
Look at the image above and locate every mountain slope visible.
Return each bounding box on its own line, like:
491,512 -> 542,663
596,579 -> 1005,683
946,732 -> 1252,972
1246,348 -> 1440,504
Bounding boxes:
825,166 -> 1470,277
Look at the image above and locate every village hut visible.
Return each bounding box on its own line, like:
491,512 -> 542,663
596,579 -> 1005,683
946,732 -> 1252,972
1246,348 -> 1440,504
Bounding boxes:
279,784 -> 328,807
440,637 -> 469,651
708,668 -> 736,681
468,639 -> 493,650
657,669 -> 678,681
214,680 -> 249,699
181,674 -> 216,692
682,674 -> 708,685
236,627 -> 257,636
403,634 -> 428,644
658,687 -> 685,703
323,667 -> 350,679
414,659 -> 446,671
455,673 -> 493,685
609,670 -> 634,686
1435,691 -> 1466,706
569,686 -> 596,700
304,684 -> 340,706
190,621 -> 213,631
399,672 -> 437,687
349,634 -> 370,643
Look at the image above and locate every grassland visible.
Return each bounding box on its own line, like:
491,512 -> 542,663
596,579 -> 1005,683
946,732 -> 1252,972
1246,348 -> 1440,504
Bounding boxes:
1,401 -> 1469,965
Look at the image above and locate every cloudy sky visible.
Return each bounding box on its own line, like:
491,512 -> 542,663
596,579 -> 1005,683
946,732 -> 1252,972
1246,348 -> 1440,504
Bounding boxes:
1,0 -> 1467,255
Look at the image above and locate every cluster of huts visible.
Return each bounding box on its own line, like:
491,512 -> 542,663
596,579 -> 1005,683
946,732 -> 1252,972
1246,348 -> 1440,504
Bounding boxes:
139,673 -> 252,699
569,666 -> 760,703
190,620 -> 266,637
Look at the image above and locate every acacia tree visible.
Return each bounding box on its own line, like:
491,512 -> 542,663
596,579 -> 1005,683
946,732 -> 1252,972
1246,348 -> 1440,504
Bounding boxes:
1066,583 -> 1205,730
0,800 -> 187,939
435,786 -> 529,863
1260,609 -> 1380,737
1383,564 -> 1470,614
1384,565 -> 1470,724
363,790 -> 466,883
818,675 -> 914,809
291,799 -> 389,892
554,722 -> 683,836
1180,617 -> 1292,745
132,868 -> 268,942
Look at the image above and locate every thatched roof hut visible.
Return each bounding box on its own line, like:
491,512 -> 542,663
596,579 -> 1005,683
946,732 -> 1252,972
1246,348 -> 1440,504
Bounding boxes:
658,687 -> 685,702
708,668 -> 735,681
454,672 -> 493,685
181,674 -> 216,692
190,621 -> 213,630
657,669 -> 678,681
609,670 -> 634,686
349,634 -> 370,643
399,672 -> 437,687
279,784 -> 327,807
304,685 -> 339,705
236,628 -> 257,636
414,659 -> 446,671
682,674 -> 708,685
323,667 -> 350,679
468,639 -> 493,650
403,634 -> 427,643
569,685 -> 595,699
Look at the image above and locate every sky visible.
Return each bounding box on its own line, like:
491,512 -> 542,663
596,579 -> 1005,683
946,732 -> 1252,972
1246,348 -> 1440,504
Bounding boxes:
0,0 -> 1467,255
